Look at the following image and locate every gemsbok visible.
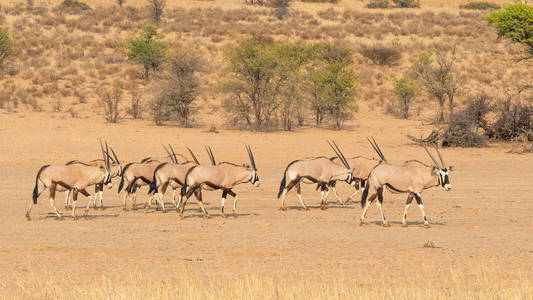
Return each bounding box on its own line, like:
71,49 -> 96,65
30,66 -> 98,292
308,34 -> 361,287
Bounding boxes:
27,142 -> 112,221
328,156 -> 381,204
277,141 -> 355,211
147,147 -> 203,213
118,145 -> 180,210
178,145 -> 259,218
64,144 -> 123,209
360,145 -> 453,228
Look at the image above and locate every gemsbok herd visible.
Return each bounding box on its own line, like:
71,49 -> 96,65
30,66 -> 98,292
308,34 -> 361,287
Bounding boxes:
28,138 -> 453,228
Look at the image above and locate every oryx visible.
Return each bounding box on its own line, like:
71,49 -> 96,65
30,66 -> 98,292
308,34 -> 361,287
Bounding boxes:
178,145 -> 259,218
27,142 -> 112,221
147,147 -> 203,213
64,144 -> 123,209
360,145 -> 453,228
277,141 -> 355,211
328,156 -> 380,204
117,144 -> 183,210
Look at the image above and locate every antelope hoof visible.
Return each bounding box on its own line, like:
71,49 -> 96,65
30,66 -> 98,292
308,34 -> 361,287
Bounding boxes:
25,213 -> 31,221
132,204 -> 137,210
279,207 -> 287,211
179,213 -> 184,219
58,215 -> 64,221
402,223 -> 408,228
221,213 -> 226,218
204,214 -> 212,219
232,211 -> 236,218
73,216 -> 78,221
162,208 -> 167,213
423,223 -> 431,228
359,220 -> 366,226
383,222 -> 391,227
304,206 -> 310,211
123,207 -> 129,211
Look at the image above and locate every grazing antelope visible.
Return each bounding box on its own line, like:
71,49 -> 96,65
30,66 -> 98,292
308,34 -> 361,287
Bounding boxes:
178,145 -> 259,218
277,141 -> 355,211
360,145 -> 453,228
147,147 -> 202,213
27,142 -> 112,221
65,144 -> 123,209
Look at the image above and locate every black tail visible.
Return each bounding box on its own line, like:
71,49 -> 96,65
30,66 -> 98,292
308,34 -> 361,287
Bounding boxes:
277,176 -> 286,199
118,174 -> 125,193
361,180 -> 370,208
33,165 -> 49,204
148,163 -> 167,195
181,166 -> 197,197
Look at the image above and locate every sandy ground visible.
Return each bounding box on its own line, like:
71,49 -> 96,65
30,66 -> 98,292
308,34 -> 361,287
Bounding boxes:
0,110 -> 532,293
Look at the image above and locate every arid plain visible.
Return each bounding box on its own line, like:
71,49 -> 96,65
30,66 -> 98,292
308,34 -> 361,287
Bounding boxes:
1,109 -> 532,298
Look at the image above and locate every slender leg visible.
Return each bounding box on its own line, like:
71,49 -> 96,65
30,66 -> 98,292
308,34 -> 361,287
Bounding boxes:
414,193 -> 430,228
71,190 -> 78,220
132,190 -> 137,210
98,185 -> 104,209
376,188 -> 390,227
232,195 -> 238,217
402,194 -> 414,227
176,194 -> 184,214
171,189 -> 177,207
48,184 -> 62,220
319,188 -> 325,209
159,182 -> 168,213
296,183 -> 308,211
360,193 -> 377,226
122,192 -> 129,211
220,190 -> 228,218
65,190 -> 71,209
84,193 -> 92,218
323,187 -> 330,209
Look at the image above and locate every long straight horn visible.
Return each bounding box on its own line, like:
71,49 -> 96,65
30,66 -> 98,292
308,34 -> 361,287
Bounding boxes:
187,146 -> 200,165
99,139 -> 107,166
435,146 -> 446,169
246,145 -> 257,171
208,146 -> 216,165
371,137 -> 387,162
367,137 -> 386,162
328,140 -> 350,170
205,146 -> 216,165
105,141 -> 111,171
110,147 -> 120,165
162,144 -> 176,164
168,144 -> 179,164
424,146 -> 440,169
332,140 -> 351,169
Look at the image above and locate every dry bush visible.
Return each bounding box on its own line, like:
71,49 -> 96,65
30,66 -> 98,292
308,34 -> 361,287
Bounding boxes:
97,81 -> 123,123
367,0 -> 390,9
360,42 -> 402,66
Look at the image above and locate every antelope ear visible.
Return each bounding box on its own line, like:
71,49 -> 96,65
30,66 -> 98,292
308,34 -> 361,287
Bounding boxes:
430,166 -> 438,176
448,165 -> 454,171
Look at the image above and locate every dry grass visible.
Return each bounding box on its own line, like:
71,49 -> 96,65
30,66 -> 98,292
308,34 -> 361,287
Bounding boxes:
4,260 -> 531,299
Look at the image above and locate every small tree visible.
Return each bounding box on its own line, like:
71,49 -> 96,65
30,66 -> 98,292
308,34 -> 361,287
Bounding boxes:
127,82 -> 143,119
150,95 -> 169,126
391,77 -> 418,119
127,23 -> 166,80
149,0 -> 166,23
157,47 -> 202,127
412,49 -> 462,123
97,81 -> 123,123
0,27 -> 14,72
486,3 -> 533,59
308,44 -> 357,129
222,36 -> 313,131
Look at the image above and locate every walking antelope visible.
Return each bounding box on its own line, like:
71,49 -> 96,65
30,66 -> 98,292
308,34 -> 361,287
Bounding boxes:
277,141 -> 355,211
178,145 -> 259,218
64,144 -> 123,209
118,145 -> 180,210
360,145 -> 453,228
328,156 -> 381,204
27,142 -> 112,221
147,147 -> 203,213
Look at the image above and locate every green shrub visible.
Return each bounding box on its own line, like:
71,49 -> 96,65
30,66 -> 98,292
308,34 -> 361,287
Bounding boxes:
486,3 -> 533,57
0,27 -> 14,71
392,0 -> 420,8
367,0 -> 390,9
460,1 -> 500,10
59,0 -> 91,10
